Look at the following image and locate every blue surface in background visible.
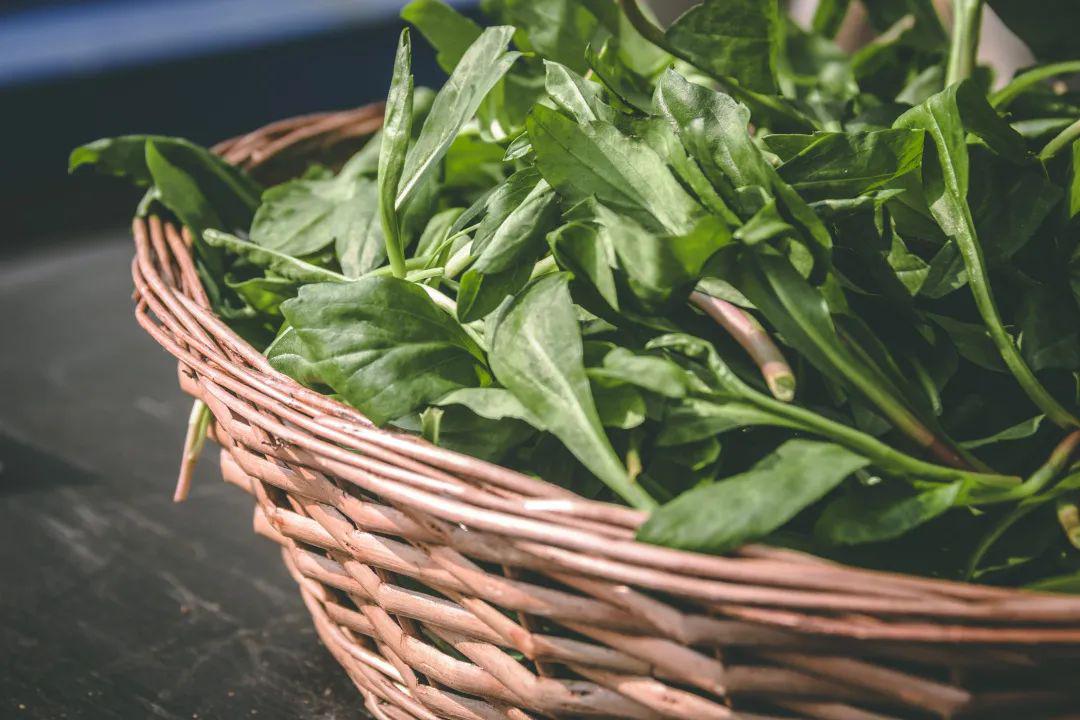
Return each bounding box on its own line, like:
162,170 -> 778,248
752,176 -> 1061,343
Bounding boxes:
2,0 -> 475,245
0,0 -> 443,88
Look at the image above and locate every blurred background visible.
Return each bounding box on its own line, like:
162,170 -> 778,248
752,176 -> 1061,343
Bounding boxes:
2,0 -> 1034,251
0,2 -> 1041,719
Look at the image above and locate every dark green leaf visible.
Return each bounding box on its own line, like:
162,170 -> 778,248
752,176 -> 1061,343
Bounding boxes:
986,0 -> 1080,61
457,262 -> 535,323
638,440 -> 870,553
775,129 -> 925,201
252,161 -> 384,275
815,481 -> 962,545
664,0 -> 782,94
543,60 -> 616,124
484,0 -> 601,74
960,415 -> 1044,450
281,277 -> 487,425
401,0 -> 482,73
69,134 -> 260,231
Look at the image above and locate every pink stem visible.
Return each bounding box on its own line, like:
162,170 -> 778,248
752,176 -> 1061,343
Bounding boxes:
690,291 -> 796,401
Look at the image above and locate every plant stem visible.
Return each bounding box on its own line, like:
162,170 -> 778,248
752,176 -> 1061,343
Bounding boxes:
419,284 -> 488,352
618,0 -> 665,47
1057,499 -> 1080,550
530,255 -> 559,280
971,430 -> 1080,504
443,242 -> 474,280
752,390 -> 1019,488
945,0 -> 984,86
963,433 -> 1080,578
991,61 -> 1080,109
175,399 -> 211,502
1039,118 -> 1080,161
690,291 -> 796,401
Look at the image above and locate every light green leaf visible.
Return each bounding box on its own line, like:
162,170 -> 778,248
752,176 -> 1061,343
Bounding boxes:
527,103 -> 701,234
488,273 -> 655,508
398,26 -> 520,208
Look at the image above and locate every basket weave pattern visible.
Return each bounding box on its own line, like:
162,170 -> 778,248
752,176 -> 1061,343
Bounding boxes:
131,106 -> 1080,720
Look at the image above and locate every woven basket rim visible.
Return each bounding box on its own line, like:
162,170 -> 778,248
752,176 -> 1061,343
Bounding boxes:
132,103 -> 1080,650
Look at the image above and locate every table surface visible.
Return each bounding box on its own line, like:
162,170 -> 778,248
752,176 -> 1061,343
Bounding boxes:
1,236 -> 364,719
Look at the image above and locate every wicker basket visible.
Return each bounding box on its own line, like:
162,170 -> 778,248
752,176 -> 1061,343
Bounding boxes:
131,105 -> 1080,720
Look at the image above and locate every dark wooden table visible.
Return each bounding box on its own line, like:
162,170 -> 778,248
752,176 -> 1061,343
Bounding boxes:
1,236 -> 364,719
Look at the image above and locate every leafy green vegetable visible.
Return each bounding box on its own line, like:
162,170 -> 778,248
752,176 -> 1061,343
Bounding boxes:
397,26 -> 520,208
896,81 -> 1079,428
252,157 -> 383,273
639,440 -> 870,552
663,0 -> 782,95
527,104 -> 701,234
84,0 -> 1080,589
379,30 -> 416,278
401,0 -> 483,73
489,274 -> 654,509
281,278 -> 488,425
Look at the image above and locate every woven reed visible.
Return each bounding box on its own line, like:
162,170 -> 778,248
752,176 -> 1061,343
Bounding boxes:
130,105 -> 1080,720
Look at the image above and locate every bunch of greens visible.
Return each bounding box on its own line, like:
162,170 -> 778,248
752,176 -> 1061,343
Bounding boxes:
72,0 -> 1080,589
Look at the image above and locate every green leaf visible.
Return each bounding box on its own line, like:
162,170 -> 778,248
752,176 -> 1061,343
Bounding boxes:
812,0 -> 851,38
473,179 -> 559,274
144,141 -> 226,240
401,0 -> 482,73
266,325 -> 325,388
543,60 -> 616,124
204,230 -> 347,285
815,481 -> 962,545
435,387 -> 537,423
655,397 -> 799,446
655,71 -> 833,269
733,249 -> 932,437
663,0 -> 782,95
925,313 -> 1007,372
638,440 -> 870,553
398,26 -> 521,208
527,104 -> 701,234
280,277 -> 487,425
604,208 -> 732,309
225,273 -> 295,316
417,402 -> 535,462
484,0 -> 601,74
251,157 -> 384,274
547,220 -> 620,312
960,415 -> 1045,450
69,134 -> 260,231
414,207 -> 465,259
896,81 -> 1078,427
968,155 -> 1062,265
774,130 -> 925,201
586,346 -> 690,399
457,262 -> 534,323
986,0 -> 1080,61
488,273 -> 655,508
591,382 -> 646,429
379,30 -> 415,278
